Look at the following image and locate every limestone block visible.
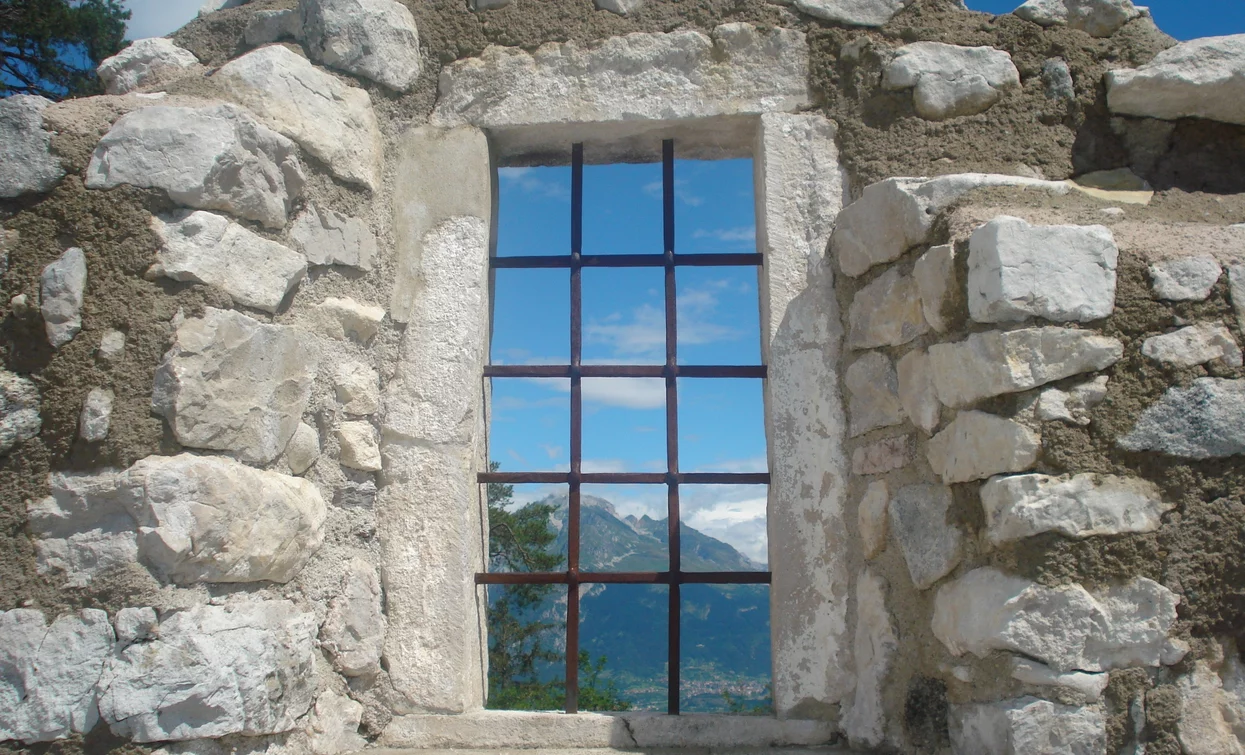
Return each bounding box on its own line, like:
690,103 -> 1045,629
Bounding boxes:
431,25 -> 809,130
1142,322 -> 1242,368
1015,0 -> 1142,37
0,95 -> 65,198
1229,264 -> 1245,333
845,352 -> 904,437
914,243 -> 958,333
1108,35 -> 1245,126
391,127 -> 492,324
215,46 -> 383,191
115,607 -> 158,645
595,0 -> 644,14
300,0 -> 422,92
245,9 -> 301,45
321,558 -> 386,677
883,42 -> 1020,121
852,435 -> 911,475
307,297 -> 385,342
285,421 -> 321,475
98,601 -> 317,741
949,697 -> 1106,755
0,608 -> 114,743
124,453 -> 326,583
793,0 -> 912,26
927,411 -> 1040,484
98,329 -> 126,362
1036,375 -> 1109,426
848,268 -> 929,349
1118,378 -> 1245,459
1,369 -> 41,456
858,481 -> 889,559
932,567 -> 1180,672
981,472 -> 1172,544
1010,658 -> 1109,701
150,210 -> 307,313
78,387 -> 114,442
334,361 -> 380,415
27,470 -> 137,586
97,38 -> 200,95
153,308 -> 318,464
40,246 -> 86,348
1175,655 -> 1245,755
841,569 -> 897,749
337,421 -> 381,472
889,484 -> 963,589
1149,254 -> 1223,301
831,174 -> 1069,278
309,691 -> 366,755
86,103 -> 304,229
290,205 -> 376,271
1043,57 -> 1075,100
897,349 -> 941,434
929,327 -> 1123,408
967,216 -> 1118,323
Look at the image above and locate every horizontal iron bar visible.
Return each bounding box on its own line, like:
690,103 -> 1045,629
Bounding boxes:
484,364 -> 767,379
476,571 -> 772,585
492,253 -> 764,269
479,472 -> 771,485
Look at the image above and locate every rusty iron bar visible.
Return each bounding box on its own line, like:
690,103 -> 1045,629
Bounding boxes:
485,365 -> 767,379
661,138 -> 682,716
480,471 -> 770,485
477,571 -> 772,585
566,142 -> 584,714
491,253 -> 764,269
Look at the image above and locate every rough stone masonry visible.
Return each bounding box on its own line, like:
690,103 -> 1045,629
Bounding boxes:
1,0 -> 1244,754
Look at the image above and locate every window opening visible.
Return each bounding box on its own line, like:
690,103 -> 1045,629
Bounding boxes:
480,141 -> 771,715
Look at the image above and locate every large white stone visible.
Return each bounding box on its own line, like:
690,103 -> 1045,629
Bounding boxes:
28,470 -> 137,586
244,9 -> 302,45
1036,375 -> 1109,426
845,352 -> 904,437
334,361 -> 379,415
153,308 -> 319,464
307,296 -> 385,342
0,95 -> 65,198
1142,322 -> 1242,368
150,210 -> 307,313
309,691 -> 367,755
883,42 -> 1020,121
40,246 -> 86,348
1015,0 -> 1143,37
927,411 -> 1040,484
336,420 -> 381,472
1149,254 -> 1223,301
841,569 -> 898,750
115,607 -> 158,646
86,103 -> 304,229
290,205 -> 376,271
858,481 -> 889,560
889,484 -> 964,589
793,0 -> 911,26
831,174 -> 1069,278
431,25 -> 809,136
950,697 -> 1106,755
847,268 -> 928,349
967,216 -> 1118,323
932,567 -> 1181,672
285,421 -> 321,474
0,609 -> 115,743
1108,35 -> 1245,126
913,243 -> 958,333
1118,378 -> 1245,459
1175,652 -> 1245,755
929,327 -> 1123,408
98,601 -> 317,741
97,38 -> 200,95
595,0 -> 644,14
981,472 -> 1172,545
78,387 -> 114,442
300,0 -> 422,92
123,453 -> 326,583
1230,264 -> 1245,333
321,558 -> 386,677
0,369 -> 41,456
897,349 -> 941,434
215,46 -> 383,191
1010,658 -> 1110,701
852,435 -> 911,476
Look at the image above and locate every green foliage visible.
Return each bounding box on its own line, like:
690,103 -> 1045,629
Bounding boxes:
485,463 -> 631,711
1,0 -> 130,100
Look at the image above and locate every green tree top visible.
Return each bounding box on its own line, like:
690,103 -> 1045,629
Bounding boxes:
1,0 -> 130,100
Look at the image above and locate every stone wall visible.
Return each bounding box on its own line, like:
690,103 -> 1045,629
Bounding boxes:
1,0 -> 1244,754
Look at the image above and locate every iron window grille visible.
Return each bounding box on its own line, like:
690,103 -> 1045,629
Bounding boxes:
477,140 -> 771,715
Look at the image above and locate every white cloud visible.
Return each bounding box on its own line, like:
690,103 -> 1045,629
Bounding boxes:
642,179 -> 704,207
585,303 -> 665,357
684,496 -> 768,564
499,167 -> 570,201
582,282 -> 744,361
123,0 -> 201,39
582,377 -> 665,409
692,226 -> 756,244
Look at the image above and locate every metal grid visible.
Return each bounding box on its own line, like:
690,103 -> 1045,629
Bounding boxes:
477,139 -> 772,715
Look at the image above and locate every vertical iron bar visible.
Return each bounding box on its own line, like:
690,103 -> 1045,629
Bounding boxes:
662,139 -> 681,716
566,142 -> 584,715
